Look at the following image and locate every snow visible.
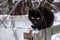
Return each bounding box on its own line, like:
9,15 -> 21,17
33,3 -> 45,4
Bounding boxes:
53,12 -> 60,26
54,0 -> 60,3
0,11 -> 60,40
51,12 -> 60,40
0,28 -> 15,40
51,33 -> 60,40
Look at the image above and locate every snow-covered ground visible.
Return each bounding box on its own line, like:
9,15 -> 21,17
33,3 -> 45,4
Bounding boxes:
0,11 -> 60,40
51,33 -> 60,40
51,12 -> 60,40
53,12 -> 60,26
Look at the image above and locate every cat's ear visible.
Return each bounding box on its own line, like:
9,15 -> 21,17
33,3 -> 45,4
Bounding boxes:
28,9 -> 32,18
29,9 -> 33,16
29,9 -> 31,14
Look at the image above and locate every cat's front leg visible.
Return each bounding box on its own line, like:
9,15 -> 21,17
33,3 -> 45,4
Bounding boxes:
31,25 -> 37,30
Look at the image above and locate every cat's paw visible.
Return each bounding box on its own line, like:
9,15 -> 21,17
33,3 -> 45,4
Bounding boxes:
31,25 -> 37,30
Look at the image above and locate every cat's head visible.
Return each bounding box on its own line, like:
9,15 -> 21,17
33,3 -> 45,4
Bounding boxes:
28,9 -> 43,26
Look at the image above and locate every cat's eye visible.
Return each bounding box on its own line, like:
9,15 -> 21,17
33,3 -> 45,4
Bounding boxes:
37,17 -> 40,20
31,17 -> 34,19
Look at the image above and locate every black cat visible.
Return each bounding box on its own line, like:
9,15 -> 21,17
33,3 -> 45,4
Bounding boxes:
28,6 -> 54,30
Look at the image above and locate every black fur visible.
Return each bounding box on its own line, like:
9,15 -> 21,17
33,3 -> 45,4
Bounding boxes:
28,6 -> 54,30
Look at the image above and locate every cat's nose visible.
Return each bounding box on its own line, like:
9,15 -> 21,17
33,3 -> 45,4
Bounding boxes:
34,22 -> 37,24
